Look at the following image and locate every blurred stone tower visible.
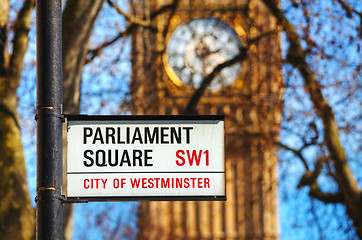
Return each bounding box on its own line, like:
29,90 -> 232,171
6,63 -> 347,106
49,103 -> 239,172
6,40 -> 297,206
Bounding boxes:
130,0 -> 282,239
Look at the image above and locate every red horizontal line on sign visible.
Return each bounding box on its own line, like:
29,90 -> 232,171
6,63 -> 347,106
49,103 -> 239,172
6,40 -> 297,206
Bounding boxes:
67,171 -> 225,174
64,195 -> 227,203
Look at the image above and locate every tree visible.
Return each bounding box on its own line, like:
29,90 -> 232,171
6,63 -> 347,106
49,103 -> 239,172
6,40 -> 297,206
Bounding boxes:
172,0 -> 361,236
62,1 -> 105,238
260,0 -> 362,238
125,0 -> 361,237
186,0 -> 361,237
0,0 -> 105,239
0,0 -> 35,239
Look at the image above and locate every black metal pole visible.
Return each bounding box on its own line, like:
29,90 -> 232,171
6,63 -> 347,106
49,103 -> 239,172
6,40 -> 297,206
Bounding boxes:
36,0 -> 63,239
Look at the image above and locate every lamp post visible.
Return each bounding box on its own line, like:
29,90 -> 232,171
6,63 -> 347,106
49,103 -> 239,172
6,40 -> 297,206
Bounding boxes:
36,0 -> 63,239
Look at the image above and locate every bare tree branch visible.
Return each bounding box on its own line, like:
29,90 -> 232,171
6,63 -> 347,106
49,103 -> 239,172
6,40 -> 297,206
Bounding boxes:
9,0 -> 35,84
261,0 -> 362,236
0,0 -> 10,74
183,29 -> 278,114
161,0 -> 179,39
295,155 -> 345,204
278,137 -> 341,205
308,184 -> 345,204
86,1 -> 177,64
85,28 -> 132,64
278,142 -> 310,171
297,155 -> 326,188
183,47 -> 248,114
261,0 -> 360,195
107,0 -> 150,27
336,0 -> 362,37
336,0 -> 361,18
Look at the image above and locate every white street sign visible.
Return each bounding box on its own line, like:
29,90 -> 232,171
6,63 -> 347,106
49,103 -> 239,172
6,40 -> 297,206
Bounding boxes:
65,115 -> 225,201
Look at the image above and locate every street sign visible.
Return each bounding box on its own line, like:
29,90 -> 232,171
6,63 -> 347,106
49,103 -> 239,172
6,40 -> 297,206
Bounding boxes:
65,115 -> 225,201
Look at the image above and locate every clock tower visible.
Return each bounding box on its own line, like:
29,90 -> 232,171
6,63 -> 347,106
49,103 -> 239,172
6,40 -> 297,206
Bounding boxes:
130,0 -> 282,239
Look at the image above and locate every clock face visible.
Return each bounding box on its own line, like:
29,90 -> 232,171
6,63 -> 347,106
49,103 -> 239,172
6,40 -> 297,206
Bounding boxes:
164,18 -> 243,91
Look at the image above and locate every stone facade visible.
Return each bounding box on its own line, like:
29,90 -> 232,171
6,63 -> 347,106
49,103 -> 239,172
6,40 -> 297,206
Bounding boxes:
130,0 -> 282,239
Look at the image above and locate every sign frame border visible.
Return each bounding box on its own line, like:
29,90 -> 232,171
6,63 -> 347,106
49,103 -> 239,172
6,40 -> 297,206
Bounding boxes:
65,114 -> 224,121
64,114 -> 226,203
